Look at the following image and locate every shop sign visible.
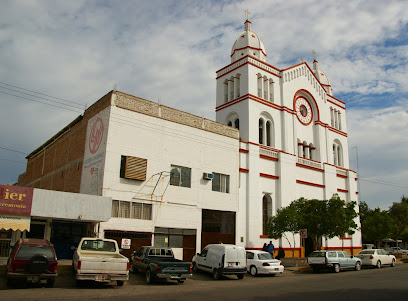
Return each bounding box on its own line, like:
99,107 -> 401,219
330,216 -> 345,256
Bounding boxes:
0,214 -> 31,231
0,185 -> 34,216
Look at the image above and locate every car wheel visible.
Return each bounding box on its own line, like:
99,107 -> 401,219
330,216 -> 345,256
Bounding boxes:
376,260 -> 381,269
177,279 -> 184,284
250,266 -> 258,276
391,259 -> 396,267
117,280 -> 124,286
146,269 -> 154,284
6,278 -> 13,287
355,262 -> 361,271
192,262 -> 198,273
213,268 -> 221,280
237,273 -> 245,280
46,278 -> 55,287
333,263 -> 340,273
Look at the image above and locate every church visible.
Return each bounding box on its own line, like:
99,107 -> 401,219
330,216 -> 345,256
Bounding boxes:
13,16 -> 361,260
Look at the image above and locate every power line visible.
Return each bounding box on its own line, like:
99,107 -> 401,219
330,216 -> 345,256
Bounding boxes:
0,146 -> 28,155
0,81 -> 84,107
0,90 -> 83,114
359,177 -> 408,189
0,158 -> 26,164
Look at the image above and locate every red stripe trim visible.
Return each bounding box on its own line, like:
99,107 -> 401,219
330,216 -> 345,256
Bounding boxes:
296,180 -> 325,188
336,174 -> 348,179
260,154 -> 278,161
356,192 -> 359,195
296,163 -> 324,172
231,46 -> 267,59
339,237 -> 352,240
260,173 -> 279,179
239,149 -> 249,153
239,168 -> 249,173
337,188 -> 348,193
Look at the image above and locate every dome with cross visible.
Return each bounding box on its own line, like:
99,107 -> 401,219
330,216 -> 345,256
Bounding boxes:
231,17 -> 266,63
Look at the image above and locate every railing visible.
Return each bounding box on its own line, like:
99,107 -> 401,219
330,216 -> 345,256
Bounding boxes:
260,148 -> 279,159
297,157 -> 322,169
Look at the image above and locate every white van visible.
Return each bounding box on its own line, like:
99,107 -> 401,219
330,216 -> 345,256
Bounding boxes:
192,244 -> 246,280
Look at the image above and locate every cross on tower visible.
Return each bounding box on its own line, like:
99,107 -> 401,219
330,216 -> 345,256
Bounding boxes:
312,50 -> 317,61
245,9 -> 251,20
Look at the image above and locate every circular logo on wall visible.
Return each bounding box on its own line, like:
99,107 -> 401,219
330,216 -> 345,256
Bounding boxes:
89,118 -> 104,154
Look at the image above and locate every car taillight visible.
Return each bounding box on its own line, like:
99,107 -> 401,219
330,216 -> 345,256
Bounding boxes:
9,262 -> 14,272
262,262 -> 270,266
127,262 -> 130,271
280,262 -> 283,265
370,255 -> 374,259
157,265 -> 161,272
189,264 -> 192,272
77,260 -> 81,270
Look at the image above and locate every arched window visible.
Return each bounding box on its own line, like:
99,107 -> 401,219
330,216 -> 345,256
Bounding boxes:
338,112 -> 342,130
257,73 -> 263,97
269,79 -> 274,102
227,121 -> 232,127
235,74 -> 241,98
333,140 -> 343,167
259,118 -> 264,144
263,76 -> 268,99
303,141 -> 308,158
223,79 -> 228,103
297,139 -> 303,157
266,121 -> 271,146
309,143 -> 315,160
234,119 -> 240,130
330,107 -> 334,127
229,76 -> 235,101
262,194 -> 273,235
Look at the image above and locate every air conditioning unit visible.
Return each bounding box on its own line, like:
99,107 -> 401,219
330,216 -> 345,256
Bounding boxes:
203,173 -> 213,180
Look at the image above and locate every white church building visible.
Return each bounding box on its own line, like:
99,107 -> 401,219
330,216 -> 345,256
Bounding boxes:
15,17 -> 361,260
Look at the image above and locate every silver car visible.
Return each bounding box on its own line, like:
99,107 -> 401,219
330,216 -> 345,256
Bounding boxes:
307,250 -> 362,273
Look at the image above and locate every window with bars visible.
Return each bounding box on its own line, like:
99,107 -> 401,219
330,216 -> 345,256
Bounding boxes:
212,172 -> 230,193
112,200 -> 152,220
170,165 -> 191,188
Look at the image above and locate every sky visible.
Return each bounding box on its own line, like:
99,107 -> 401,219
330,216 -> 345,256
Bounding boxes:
0,0 -> 407,210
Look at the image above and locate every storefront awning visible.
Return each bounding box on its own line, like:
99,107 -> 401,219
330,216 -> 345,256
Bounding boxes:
0,214 -> 31,231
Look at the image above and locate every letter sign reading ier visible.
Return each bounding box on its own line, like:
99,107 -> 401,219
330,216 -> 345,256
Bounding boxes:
0,184 -> 34,216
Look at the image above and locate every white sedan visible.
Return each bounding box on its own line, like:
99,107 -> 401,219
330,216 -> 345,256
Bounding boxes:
246,250 -> 284,276
356,249 -> 396,268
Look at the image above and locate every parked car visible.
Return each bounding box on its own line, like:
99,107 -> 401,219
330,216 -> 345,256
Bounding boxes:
192,244 -> 247,280
72,237 -> 129,286
356,249 -> 396,268
390,247 -> 408,254
307,250 -> 362,273
6,238 -> 58,287
246,250 -> 284,276
130,246 -> 192,284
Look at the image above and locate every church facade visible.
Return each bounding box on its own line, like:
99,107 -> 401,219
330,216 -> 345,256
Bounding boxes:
14,17 -> 361,259
216,19 -> 361,254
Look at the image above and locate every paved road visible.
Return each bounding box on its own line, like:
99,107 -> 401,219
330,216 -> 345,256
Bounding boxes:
1,264 -> 407,300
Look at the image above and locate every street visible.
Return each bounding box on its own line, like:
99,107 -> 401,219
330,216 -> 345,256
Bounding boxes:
0,263 -> 407,300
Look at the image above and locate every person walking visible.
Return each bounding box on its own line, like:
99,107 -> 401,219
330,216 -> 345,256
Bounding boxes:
267,241 -> 275,257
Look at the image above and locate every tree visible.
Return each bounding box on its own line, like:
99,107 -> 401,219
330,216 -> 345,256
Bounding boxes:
266,195 -> 358,253
362,208 -> 394,247
265,204 -> 299,257
388,195 -> 408,243
358,201 -> 371,224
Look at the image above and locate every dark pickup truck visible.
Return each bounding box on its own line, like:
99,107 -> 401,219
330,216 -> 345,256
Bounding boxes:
130,246 -> 192,284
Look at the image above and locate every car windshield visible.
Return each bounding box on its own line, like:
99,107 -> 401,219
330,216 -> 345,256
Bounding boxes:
15,245 -> 56,260
359,250 -> 375,255
308,251 -> 326,257
81,240 -> 116,252
258,253 -> 273,260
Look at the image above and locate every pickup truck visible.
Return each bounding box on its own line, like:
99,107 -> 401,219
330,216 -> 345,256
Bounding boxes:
72,237 -> 129,286
130,246 -> 192,284
307,250 -> 361,273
